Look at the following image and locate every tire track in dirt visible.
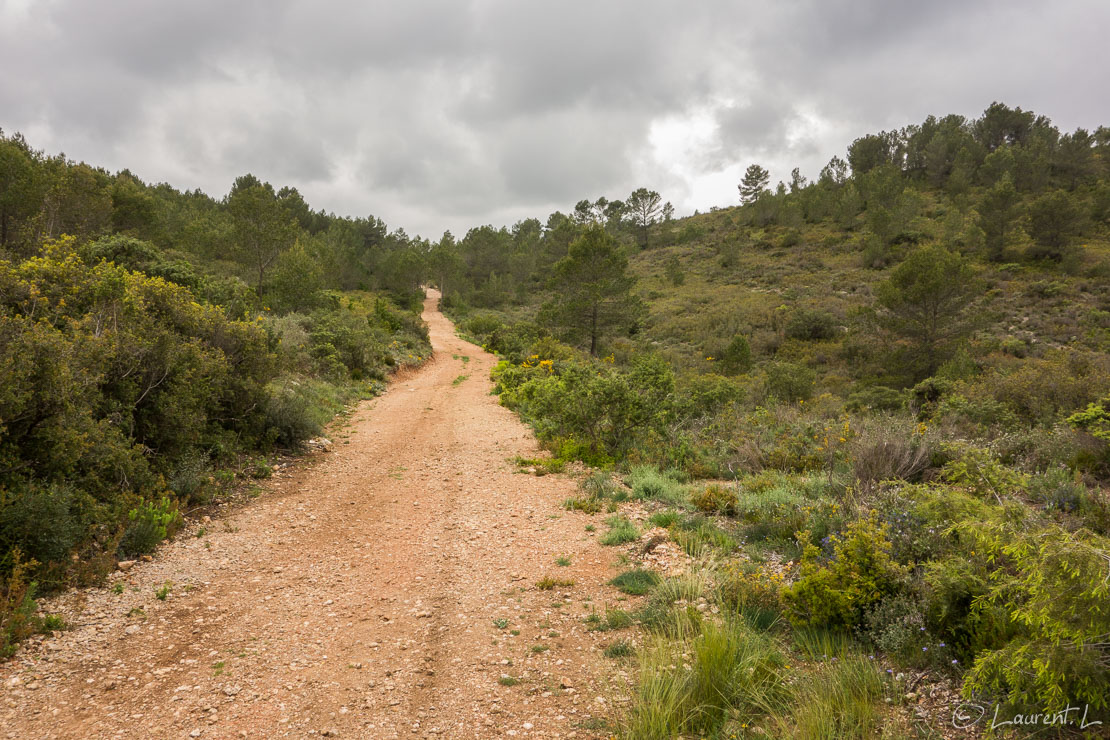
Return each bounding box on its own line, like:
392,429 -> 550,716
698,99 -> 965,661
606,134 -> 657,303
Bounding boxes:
0,289 -> 627,739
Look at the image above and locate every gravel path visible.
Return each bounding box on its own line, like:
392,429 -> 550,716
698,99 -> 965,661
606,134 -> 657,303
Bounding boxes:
1,289 -> 625,739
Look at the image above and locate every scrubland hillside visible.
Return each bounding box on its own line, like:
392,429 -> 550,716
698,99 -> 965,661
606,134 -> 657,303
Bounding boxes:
443,103 -> 1110,736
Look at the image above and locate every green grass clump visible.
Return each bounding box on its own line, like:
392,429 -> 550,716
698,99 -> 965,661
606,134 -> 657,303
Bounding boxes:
40,613 -> 67,631
626,466 -> 687,506
670,514 -> 740,557
609,568 -> 661,595
536,576 -> 575,590
563,495 -> 604,514
653,572 -> 708,605
622,619 -> 786,738
648,510 -> 682,528
514,456 -> 565,475
770,656 -> 887,739
600,515 -> 639,546
621,641 -> 689,740
586,608 -> 635,632
605,639 -> 635,658
791,627 -> 855,662
565,472 -> 627,513
634,573 -> 711,636
604,608 -> 634,630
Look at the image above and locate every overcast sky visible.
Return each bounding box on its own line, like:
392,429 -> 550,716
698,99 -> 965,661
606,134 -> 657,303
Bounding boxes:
2,0 -> 1107,239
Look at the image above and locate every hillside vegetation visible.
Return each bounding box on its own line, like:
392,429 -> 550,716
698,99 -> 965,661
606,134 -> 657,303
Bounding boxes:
441,103 -> 1110,735
0,132 -> 430,653
3,101 -> 1109,734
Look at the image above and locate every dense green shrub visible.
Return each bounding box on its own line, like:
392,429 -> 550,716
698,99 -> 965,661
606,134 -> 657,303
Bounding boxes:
992,424 -> 1085,474
497,353 -> 675,461
0,484 -> 82,581
785,308 -> 839,341
0,239 -> 429,616
846,385 -> 904,412
764,361 -> 816,402
863,594 -> 927,660
921,554 -> 1016,660
784,513 -> 909,629
672,373 -> 744,419
0,241 -> 275,581
1027,467 -> 1089,513
263,379 -> 325,447
468,318 -> 547,362
957,352 -> 1110,426
79,234 -> 259,318
936,393 -> 1019,430
118,497 -> 181,558
718,335 -> 752,375
1068,394 -> 1110,442
941,446 -> 1029,500
690,483 -> 737,515
306,309 -> 386,380
957,521 -> 1110,711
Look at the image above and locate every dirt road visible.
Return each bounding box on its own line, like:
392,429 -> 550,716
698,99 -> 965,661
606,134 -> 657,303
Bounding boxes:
1,289 -> 625,739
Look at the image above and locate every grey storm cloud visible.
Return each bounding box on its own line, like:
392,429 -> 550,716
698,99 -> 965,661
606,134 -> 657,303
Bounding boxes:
2,0 -> 1108,238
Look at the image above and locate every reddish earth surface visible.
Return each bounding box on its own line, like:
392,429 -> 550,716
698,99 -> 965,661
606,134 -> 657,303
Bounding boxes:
1,289 -> 630,739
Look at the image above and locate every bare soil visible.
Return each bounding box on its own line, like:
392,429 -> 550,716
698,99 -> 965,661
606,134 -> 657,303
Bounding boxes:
0,289 -> 629,739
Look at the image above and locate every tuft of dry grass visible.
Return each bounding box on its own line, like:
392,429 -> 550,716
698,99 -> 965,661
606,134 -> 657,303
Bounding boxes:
851,416 -> 931,491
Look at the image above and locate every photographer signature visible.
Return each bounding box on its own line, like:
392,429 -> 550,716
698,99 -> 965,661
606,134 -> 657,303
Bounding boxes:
953,702 -> 1102,731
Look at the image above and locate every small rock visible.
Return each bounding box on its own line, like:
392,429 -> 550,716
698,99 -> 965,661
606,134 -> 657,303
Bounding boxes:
117,560 -> 137,572
190,730 -> 203,738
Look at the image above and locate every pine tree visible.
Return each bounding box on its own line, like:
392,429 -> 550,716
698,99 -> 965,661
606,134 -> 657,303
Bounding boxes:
738,164 -> 770,204
539,226 -> 643,355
